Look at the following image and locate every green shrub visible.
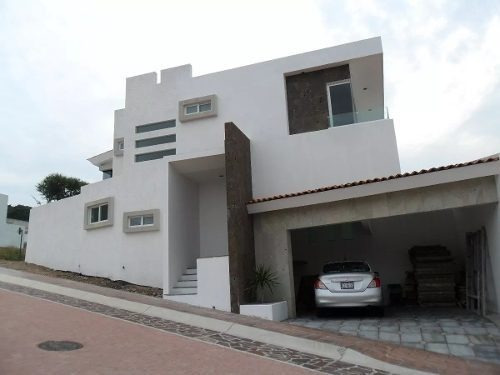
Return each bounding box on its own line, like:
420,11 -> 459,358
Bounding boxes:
0,247 -> 25,261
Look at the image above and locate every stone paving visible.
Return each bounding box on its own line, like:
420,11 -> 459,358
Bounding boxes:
0,281 -> 389,375
288,307 -> 500,364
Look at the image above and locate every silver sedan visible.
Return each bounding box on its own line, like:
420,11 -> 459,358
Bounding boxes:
314,261 -> 383,313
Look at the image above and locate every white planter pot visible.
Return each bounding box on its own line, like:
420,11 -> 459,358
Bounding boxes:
240,301 -> 288,321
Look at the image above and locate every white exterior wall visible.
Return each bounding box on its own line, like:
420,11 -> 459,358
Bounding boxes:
0,194 -> 28,248
251,119 -> 399,198
197,256 -> 231,311
26,160 -> 168,288
28,37 -> 401,310
113,37 -> 399,198
199,179 -> 228,258
167,165 -> 200,292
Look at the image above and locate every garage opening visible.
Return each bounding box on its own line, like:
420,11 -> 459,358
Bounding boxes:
290,205 -> 495,318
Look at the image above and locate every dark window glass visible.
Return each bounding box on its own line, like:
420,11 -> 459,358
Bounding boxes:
329,83 -> 354,126
323,262 -> 370,274
199,102 -> 211,112
143,215 -> 154,225
129,216 -> 142,226
102,170 -> 113,179
100,204 -> 108,221
90,207 -> 99,223
135,149 -> 176,162
135,134 -> 176,148
136,120 -> 176,133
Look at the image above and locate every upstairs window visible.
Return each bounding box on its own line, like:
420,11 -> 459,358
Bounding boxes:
102,169 -> 113,180
184,101 -> 212,115
179,95 -> 217,122
326,80 -> 355,127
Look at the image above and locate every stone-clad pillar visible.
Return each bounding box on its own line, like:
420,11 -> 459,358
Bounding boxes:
224,122 -> 255,313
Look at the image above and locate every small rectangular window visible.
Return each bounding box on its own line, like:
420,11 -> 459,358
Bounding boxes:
135,149 -> 176,162
84,197 -> 114,230
123,209 -> 160,233
135,134 -> 176,148
179,95 -> 217,122
89,204 -> 109,224
136,119 -> 176,134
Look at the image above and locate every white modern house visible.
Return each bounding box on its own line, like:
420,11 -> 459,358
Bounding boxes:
26,37 -> 500,319
0,194 -> 28,248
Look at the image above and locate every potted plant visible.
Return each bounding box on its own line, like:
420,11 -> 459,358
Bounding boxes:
239,264 -> 288,321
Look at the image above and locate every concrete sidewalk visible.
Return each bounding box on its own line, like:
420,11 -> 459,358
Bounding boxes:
0,266 -> 498,375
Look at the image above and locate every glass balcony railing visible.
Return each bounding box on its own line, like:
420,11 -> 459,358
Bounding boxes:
328,107 -> 389,128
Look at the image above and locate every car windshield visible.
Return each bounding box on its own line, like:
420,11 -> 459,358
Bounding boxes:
323,262 -> 370,274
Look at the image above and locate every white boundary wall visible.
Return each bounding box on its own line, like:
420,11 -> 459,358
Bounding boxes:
0,194 -> 28,248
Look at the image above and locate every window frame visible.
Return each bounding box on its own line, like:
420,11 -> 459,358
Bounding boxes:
123,209 -> 160,233
114,137 -> 124,156
84,197 -> 114,230
178,95 -> 217,122
326,79 -> 356,127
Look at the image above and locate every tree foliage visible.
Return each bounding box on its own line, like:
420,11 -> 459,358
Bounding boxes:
7,204 -> 31,221
36,173 -> 88,202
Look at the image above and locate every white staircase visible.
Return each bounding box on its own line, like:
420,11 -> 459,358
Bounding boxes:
164,267 -> 199,304
171,267 -> 198,295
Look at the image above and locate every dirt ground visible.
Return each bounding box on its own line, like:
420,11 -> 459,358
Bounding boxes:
0,259 -> 163,297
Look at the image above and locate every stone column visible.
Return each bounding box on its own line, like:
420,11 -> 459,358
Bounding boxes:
225,122 -> 255,313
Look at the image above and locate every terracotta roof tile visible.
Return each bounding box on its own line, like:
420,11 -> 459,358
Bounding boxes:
248,156 -> 499,204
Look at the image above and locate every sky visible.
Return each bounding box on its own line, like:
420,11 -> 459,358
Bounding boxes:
0,0 -> 499,206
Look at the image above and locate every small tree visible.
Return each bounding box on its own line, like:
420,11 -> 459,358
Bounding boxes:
36,173 -> 88,202
248,264 -> 279,304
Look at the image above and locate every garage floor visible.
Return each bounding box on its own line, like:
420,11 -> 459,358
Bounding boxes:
288,307 -> 500,364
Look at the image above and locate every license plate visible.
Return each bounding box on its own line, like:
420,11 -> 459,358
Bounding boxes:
341,282 -> 354,289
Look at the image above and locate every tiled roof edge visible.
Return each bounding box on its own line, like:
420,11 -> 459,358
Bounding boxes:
248,156 -> 499,204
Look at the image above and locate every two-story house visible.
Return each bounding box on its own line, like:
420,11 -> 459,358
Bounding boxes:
26,37 -> 500,319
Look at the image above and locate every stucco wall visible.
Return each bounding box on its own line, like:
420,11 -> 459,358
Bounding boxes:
199,179 -> 228,258
167,165 -> 200,292
251,119 -> 400,199
110,38 -> 396,203
0,194 -> 28,248
197,256 -> 231,311
26,160 -> 168,288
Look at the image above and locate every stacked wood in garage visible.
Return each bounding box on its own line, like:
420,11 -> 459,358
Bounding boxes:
409,246 -> 456,306
403,271 -> 418,304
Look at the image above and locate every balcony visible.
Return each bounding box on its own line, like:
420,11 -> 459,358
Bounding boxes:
328,106 -> 389,128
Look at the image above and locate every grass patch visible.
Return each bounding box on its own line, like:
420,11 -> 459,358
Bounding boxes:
0,247 -> 25,261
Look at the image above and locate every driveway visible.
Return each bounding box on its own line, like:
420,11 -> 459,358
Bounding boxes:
288,306 -> 500,364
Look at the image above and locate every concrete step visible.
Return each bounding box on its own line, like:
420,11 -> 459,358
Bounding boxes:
185,268 -> 197,275
171,287 -> 197,295
180,274 -> 197,281
176,280 -> 197,288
